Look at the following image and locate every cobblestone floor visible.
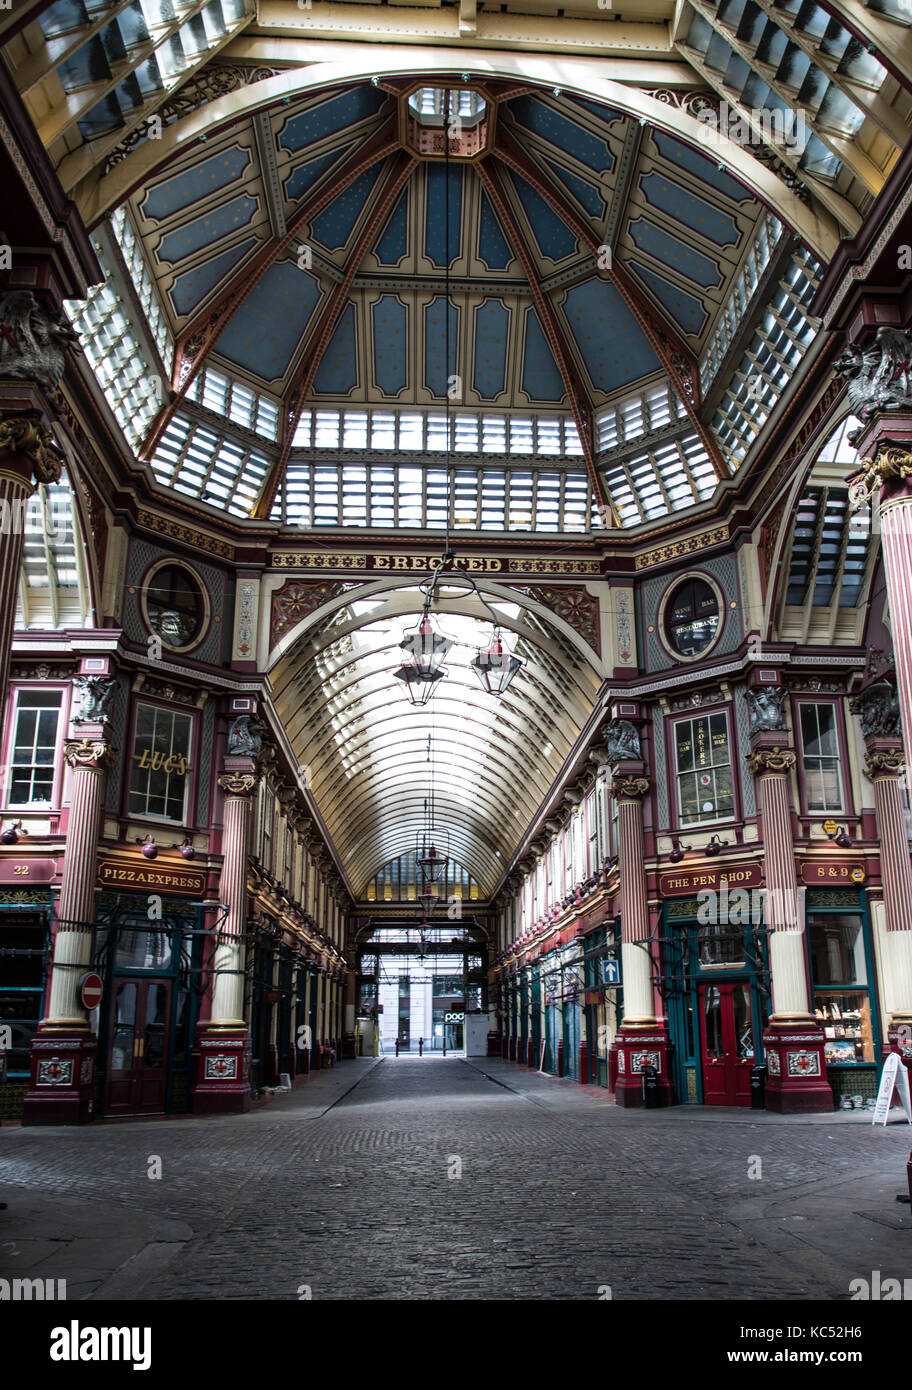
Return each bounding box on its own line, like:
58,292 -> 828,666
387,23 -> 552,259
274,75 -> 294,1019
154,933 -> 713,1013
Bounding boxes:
1,1056 -> 910,1301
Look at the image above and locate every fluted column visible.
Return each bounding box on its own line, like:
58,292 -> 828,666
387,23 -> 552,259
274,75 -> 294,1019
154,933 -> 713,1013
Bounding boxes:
23,703 -> 115,1125
611,772 -> 654,1024
210,772 -> 257,1028
747,734 -> 831,1112
192,760 -> 257,1114
865,744 -> 912,1030
609,763 -> 671,1106
44,735 -> 115,1026
747,744 -> 810,1020
0,414 -> 64,721
850,448 -> 912,770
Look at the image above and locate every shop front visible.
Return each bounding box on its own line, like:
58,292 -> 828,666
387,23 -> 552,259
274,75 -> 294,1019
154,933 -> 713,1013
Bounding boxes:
93,890 -> 205,1118
581,920 -> 621,1088
805,887 -> 881,1105
661,868 -> 770,1107
0,898 -> 51,1120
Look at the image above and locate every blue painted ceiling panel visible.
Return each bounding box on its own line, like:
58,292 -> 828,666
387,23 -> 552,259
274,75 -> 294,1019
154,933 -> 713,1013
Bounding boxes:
372,295 -> 408,396
473,299 -> 509,400
628,217 -> 723,288
508,170 -> 577,263
314,302 -> 358,395
509,95 -> 615,173
142,146 -> 251,222
214,261 -> 322,381
425,165 -> 463,267
650,131 -> 754,203
157,193 -> 259,265
639,171 -> 739,247
477,192 -> 514,271
170,237 -> 257,318
627,260 -> 708,339
375,190 -> 409,266
562,278 -> 660,393
521,308 -> 565,403
311,164 -> 383,251
285,147 -> 351,205
544,159 -> 605,219
424,297 -> 459,398
278,87 -> 387,154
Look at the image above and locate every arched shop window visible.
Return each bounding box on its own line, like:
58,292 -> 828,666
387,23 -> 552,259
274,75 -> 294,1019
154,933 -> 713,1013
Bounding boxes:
666,577 -> 720,656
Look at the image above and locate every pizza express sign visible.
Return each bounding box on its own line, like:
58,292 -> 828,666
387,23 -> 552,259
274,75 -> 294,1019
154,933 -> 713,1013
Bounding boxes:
97,859 -> 206,894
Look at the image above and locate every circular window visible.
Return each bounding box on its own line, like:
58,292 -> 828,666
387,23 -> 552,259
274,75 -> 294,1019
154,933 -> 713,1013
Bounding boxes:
142,564 -> 205,650
665,577 -> 720,657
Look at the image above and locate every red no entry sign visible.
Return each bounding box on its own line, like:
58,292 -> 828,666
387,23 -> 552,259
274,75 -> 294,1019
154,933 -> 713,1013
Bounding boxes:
80,973 -> 103,1010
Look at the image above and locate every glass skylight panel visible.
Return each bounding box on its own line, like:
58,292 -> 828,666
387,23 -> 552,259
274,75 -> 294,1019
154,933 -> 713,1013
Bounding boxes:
293,413 -> 312,448
315,411 -> 341,449
427,415 -> 449,451
398,414 -> 424,450
509,418 -> 534,454
481,416 -> 506,453
342,412 -> 368,449
455,415 -> 480,452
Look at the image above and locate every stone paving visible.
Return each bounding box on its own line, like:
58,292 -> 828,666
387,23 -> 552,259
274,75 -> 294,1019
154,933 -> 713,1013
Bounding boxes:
0,1056 -> 910,1301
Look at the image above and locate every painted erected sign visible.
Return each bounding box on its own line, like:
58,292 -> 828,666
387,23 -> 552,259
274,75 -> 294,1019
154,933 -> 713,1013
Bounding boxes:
872,1052 -> 912,1126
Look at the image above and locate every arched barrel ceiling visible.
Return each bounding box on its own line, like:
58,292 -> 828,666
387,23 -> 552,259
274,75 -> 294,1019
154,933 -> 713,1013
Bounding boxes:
269,586 -> 602,894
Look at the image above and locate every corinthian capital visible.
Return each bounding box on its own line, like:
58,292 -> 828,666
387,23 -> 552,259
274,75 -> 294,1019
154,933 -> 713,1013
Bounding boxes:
609,774 -> 650,801
0,412 -> 64,483
217,771 -> 258,797
864,748 -> 906,779
64,737 -> 114,771
849,449 -> 912,507
746,746 -> 796,775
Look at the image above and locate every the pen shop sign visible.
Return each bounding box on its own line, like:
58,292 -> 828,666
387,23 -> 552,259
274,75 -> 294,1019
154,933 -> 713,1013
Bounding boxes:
97,859 -> 207,895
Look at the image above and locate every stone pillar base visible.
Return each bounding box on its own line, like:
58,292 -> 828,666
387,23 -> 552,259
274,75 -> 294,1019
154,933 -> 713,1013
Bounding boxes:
191,1031 -> 251,1114
612,1027 -> 673,1107
763,1026 -> 833,1113
21,1032 -> 98,1125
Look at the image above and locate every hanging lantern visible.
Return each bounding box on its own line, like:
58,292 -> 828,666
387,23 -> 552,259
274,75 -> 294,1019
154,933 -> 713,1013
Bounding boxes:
417,843 -> 448,885
471,627 -> 523,695
392,613 -> 453,705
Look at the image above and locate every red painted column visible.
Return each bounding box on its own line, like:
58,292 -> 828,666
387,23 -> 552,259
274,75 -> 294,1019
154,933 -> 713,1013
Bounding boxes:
192,760 -> 257,1113
849,434 -> 912,1071
863,742 -> 912,1051
22,723 -> 113,1124
609,765 -> 671,1107
748,736 -> 832,1113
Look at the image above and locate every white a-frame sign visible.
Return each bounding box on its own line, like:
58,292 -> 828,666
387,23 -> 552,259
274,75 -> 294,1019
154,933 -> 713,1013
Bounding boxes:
872,1053 -> 912,1126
